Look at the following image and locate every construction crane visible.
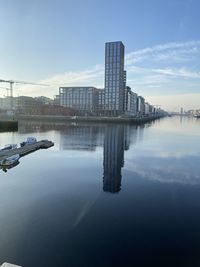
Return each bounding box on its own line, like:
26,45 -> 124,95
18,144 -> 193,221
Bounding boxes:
0,79 -> 48,109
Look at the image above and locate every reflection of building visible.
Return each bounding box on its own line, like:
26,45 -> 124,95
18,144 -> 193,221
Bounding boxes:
59,125 -> 104,151
18,121 -> 144,193
103,125 -> 125,193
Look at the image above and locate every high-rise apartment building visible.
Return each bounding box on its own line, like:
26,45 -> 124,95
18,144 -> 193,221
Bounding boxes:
58,41 -> 155,117
104,41 -> 125,116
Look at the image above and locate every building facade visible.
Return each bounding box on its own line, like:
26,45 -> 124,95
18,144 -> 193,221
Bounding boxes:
58,41 -> 158,117
15,96 -> 43,114
59,87 -> 99,115
96,89 -> 105,115
125,86 -> 138,116
137,96 -> 145,115
104,41 -> 125,116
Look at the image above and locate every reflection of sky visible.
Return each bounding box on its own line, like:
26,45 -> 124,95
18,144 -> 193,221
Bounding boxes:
125,117 -> 200,185
0,117 -> 200,266
126,156 -> 200,185
126,117 -> 200,158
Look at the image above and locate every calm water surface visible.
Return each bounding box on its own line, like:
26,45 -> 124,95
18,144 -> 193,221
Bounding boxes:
0,116 -> 200,267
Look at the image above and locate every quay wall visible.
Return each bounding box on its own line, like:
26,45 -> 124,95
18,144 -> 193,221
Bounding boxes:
17,114 -> 165,124
0,120 -> 18,132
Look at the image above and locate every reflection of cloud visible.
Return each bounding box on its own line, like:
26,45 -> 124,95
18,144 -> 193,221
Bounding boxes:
126,156 -> 200,185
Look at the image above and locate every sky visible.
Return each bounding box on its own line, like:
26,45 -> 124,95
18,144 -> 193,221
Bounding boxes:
1,0 -> 200,111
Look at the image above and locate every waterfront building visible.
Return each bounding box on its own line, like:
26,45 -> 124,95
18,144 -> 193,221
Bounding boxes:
58,41 -> 160,117
125,86 -> 138,116
145,102 -> 150,115
35,96 -> 53,105
96,89 -> 105,115
0,97 -> 12,110
59,87 -> 99,116
148,104 -> 154,114
137,96 -> 145,115
53,95 -> 60,105
33,105 -> 74,116
104,41 -> 125,116
15,96 -> 43,114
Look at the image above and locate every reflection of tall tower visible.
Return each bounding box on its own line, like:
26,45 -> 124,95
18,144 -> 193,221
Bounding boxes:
103,125 -> 125,193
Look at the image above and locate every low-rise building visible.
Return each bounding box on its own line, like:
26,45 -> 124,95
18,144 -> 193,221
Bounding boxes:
33,104 -> 74,116
59,87 -> 99,116
0,97 -> 12,110
125,86 -> 137,116
15,96 -> 43,114
145,102 -> 150,115
137,96 -> 145,115
96,89 -> 105,115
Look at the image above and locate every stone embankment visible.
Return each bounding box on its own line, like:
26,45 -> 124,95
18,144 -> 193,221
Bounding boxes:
0,116 -> 18,131
17,114 -> 165,124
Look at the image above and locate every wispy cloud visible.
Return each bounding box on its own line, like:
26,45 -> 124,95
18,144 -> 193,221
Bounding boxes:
11,40 -> 200,109
17,65 -> 104,97
125,40 -> 200,65
125,40 -> 200,99
127,65 -> 200,80
153,68 -> 200,79
41,65 -> 104,86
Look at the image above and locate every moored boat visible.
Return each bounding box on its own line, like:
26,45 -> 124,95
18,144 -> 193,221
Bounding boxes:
0,144 -> 17,151
20,137 -> 37,147
0,154 -> 20,167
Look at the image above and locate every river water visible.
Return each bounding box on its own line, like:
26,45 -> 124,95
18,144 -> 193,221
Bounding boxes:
0,116 -> 200,267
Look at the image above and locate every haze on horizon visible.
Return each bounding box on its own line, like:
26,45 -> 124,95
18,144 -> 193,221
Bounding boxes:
1,0 -> 200,111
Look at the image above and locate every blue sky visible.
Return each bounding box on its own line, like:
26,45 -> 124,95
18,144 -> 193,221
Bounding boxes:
1,0 -> 200,110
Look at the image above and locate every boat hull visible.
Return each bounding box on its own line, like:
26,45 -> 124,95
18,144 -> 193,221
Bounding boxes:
0,154 -> 20,167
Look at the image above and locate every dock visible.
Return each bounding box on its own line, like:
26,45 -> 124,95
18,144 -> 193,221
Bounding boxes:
1,263 -> 22,267
0,140 -> 54,162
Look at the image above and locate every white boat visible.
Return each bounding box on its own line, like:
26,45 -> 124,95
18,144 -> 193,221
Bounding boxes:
194,114 -> 200,118
0,154 -> 20,167
20,137 -> 37,147
0,144 -> 17,151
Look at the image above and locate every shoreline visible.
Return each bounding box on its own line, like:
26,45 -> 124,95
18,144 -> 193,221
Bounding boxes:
16,114 -> 165,124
